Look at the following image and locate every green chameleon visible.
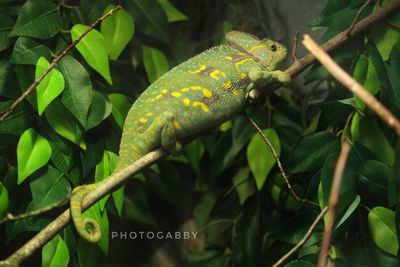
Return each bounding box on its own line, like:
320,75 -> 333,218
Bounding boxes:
70,31 -> 290,242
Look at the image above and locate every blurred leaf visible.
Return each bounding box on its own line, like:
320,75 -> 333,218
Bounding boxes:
108,93 -> 131,128
95,150 -> 117,211
0,101 -> 32,135
351,113 -> 394,166
82,202 -> 109,254
35,57 -> 65,115
233,167 -> 255,205
285,261 -> 315,267
45,100 -> 86,150
77,237 -> 102,267
184,139 -> 204,176
10,37 -> 51,65
17,128 -> 52,184
183,251 -> 229,267
42,235 -> 69,267
30,166 -> 70,210
125,0 -> 170,44
0,182 -> 9,219
158,0 -> 188,22
142,45 -> 169,83
247,128 -> 280,190
59,56 -> 93,126
9,0 -> 62,39
0,13 -> 13,52
101,5 -> 134,60
0,60 -> 19,98
123,182 -> 156,226
71,24 -> 112,84
368,207 -> 399,256
85,90 -> 112,130
289,132 -> 340,174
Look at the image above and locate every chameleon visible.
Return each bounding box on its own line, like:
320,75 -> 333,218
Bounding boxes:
70,31 -> 290,242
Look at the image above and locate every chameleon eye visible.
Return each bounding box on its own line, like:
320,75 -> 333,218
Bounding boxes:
270,44 -> 277,52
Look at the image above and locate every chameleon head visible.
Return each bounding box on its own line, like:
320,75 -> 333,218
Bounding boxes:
225,31 -> 288,70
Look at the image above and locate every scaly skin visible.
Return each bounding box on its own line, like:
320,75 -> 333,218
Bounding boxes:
71,31 -> 290,242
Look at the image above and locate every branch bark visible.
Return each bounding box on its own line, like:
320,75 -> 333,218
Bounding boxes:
1,1 -> 400,266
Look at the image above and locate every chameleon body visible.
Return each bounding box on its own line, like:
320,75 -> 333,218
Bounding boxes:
71,31 -> 290,242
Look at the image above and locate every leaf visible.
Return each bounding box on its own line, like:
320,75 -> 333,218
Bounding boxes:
59,56 -> 93,126
184,139 -> 205,176
45,100 -> 86,150
0,101 -> 32,135
157,0 -> 188,22
125,0 -> 170,44
35,57 -> 65,115
9,0 -> 62,39
10,37 -> 52,65
108,93 -> 131,128
247,128 -> 280,190
95,151 -> 117,211
351,113 -> 394,166
17,128 -> 52,184
0,182 -> 9,219
285,261 -> 316,267
142,45 -> 169,83
42,235 -> 69,267
0,13 -> 13,52
85,90 -> 112,130
77,238 -> 102,267
30,166 -> 70,210
71,24 -> 112,84
336,195 -> 360,229
368,207 -> 399,256
0,60 -> 19,98
101,5 -> 134,60
233,167 -> 255,205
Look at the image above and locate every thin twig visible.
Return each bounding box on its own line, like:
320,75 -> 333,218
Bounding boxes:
302,34 -> 400,136
272,207 -> 329,267
244,114 -> 319,207
317,142 -> 351,267
346,0 -> 373,36
291,31 -> 300,63
0,196 -> 69,226
0,5 -> 123,123
1,2 -> 399,266
386,19 -> 400,30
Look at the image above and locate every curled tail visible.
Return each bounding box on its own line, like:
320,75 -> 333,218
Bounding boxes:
70,184 -> 101,243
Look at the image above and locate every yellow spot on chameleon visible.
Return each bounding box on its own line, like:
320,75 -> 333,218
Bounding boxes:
240,72 -> 248,79
225,56 -> 233,60
173,121 -> 182,129
193,101 -> 209,112
233,90 -> 239,96
235,58 -> 253,69
191,86 -> 202,90
248,44 -> 267,52
180,87 -> 190,92
210,69 -> 226,80
145,112 -> 153,116
130,144 -> 139,151
139,117 -> 148,123
183,98 -> 190,106
202,88 -> 212,98
137,126 -> 144,131
171,92 -> 181,98
189,64 -> 206,74
223,81 -> 232,89
161,89 -> 168,94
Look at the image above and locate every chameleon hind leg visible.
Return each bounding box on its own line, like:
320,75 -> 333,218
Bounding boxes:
70,184 -> 101,242
140,111 -> 182,155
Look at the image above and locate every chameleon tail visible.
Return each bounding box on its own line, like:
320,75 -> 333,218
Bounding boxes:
70,184 -> 101,243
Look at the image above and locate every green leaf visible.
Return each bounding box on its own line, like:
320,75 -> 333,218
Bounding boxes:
101,5 -> 134,60
30,166 -> 70,210
82,202 -> 109,254
157,0 -> 188,22
184,139 -> 205,176
126,0 -> 170,44
45,100 -> 86,150
35,57 -> 65,115
142,45 -> 169,83
17,128 -> 52,184
285,261 -> 316,267
0,60 -> 19,98
0,13 -> 13,52
10,37 -> 52,65
368,207 -> 399,256
77,238 -> 102,267
9,0 -> 62,39
0,182 -> 9,219
233,167 -> 255,205
95,151 -> 117,211
71,24 -> 112,84
85,90 -> 112,129
42,235 -> 69,267
351,113 -> 394,166
0,101 -> 32,135
59,56 -> 93,126
247,128 -> 280,190
336,195 -> 360,229
108,93 -> 131,128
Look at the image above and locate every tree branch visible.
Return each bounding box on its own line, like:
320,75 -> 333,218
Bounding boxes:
0,5 -> 122,123
1,1 -> 400,266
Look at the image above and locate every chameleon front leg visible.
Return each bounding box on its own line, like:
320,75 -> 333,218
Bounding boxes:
248,67 -> 291,86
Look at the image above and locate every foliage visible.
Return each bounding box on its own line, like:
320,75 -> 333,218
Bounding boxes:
0,0 -> 399,266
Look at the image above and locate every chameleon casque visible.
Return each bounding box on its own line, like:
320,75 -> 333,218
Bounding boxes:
70,31 -> 290,242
